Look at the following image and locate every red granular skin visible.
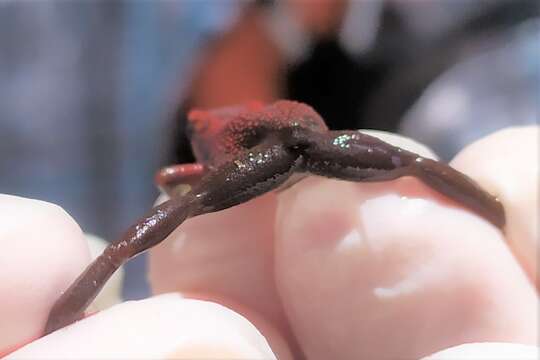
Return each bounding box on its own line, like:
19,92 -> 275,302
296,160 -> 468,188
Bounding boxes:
188,100 -> 327,165
188,100 -> 265,136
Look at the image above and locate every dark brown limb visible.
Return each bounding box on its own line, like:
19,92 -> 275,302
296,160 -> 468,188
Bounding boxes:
403,156 -> 505,229
302,130 -> 505,229
45,142 -> 301,335
44,195 -> 196,334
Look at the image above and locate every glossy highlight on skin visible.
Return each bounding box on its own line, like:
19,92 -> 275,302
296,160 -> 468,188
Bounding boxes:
45,100 -> 505,335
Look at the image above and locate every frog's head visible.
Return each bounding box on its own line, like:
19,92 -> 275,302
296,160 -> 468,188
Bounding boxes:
187,100 -> 327,164
187,101 -> 265,164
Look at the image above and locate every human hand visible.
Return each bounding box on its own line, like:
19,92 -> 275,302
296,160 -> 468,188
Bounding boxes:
148,126 -> 539,359
3,127 -> 538,359
0,197 -> 276,359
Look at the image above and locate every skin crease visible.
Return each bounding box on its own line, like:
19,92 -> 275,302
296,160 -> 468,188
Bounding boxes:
2,129 -> 537,358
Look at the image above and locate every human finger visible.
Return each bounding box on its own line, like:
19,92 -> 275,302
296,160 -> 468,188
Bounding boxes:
274,131 -> 537,359
0,195 -> 91,355
451,126 -> 539,287
148,193 -> 294,359
6,294 -> 277,359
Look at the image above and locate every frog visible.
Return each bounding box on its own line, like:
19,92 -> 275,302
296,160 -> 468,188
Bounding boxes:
45,100 -> 505,334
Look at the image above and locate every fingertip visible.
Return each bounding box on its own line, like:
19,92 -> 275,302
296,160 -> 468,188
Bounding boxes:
451,126 -> 539,286
0,194 -> 91,354
7,294 -> 278,359
275,173 -> 536,359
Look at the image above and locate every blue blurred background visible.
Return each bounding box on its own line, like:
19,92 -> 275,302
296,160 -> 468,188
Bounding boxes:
0,0 -> 538,299
0,1 -> 242,298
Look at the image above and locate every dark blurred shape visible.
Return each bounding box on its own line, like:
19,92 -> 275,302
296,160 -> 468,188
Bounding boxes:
289,0 -> 539,133
401,18 -> 540,159
287,38 -> 386,131
360,0 -> 539,134
171,0 -> 539,164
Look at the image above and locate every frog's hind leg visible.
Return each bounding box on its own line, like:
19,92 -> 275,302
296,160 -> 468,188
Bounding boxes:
300,130 -> 505,229
155,163 -> 205,197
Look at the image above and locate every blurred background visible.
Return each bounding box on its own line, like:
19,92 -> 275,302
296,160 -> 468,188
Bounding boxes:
1,0 -> 538,299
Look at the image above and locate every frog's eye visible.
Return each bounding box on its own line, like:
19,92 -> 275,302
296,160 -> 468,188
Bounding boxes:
240,128 -> 266,149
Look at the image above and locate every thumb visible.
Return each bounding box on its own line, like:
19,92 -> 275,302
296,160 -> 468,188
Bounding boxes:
274,132 -> 536,359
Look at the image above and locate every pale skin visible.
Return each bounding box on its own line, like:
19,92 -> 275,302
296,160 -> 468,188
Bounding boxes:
3,127 -> 537,359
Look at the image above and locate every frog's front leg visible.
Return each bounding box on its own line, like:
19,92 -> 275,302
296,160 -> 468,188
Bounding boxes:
45,142 -> 302,335
155,163 -> 206,196
300,130 -> 505,229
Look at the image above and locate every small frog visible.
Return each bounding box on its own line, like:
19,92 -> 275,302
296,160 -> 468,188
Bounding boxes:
45,100 -> 505,334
